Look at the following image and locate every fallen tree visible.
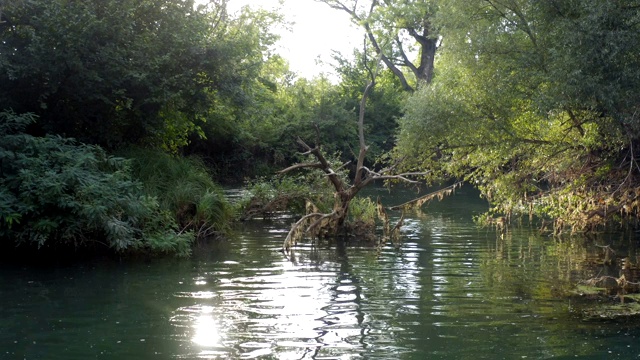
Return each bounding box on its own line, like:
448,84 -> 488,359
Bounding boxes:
276,52 -> 459,253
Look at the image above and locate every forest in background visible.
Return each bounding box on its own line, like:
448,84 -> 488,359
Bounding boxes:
1,0 -> 639,258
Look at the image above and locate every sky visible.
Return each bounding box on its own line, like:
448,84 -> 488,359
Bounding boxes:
226,0 -> 363,79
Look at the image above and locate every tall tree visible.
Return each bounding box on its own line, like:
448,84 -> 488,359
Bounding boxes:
317,0 -> 439,91
394,0 -> 640,232
0,0 -> 277,150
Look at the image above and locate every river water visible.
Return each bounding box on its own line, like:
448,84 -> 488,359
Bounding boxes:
2,186 -> 640,359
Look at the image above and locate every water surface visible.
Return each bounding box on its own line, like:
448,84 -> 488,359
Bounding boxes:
2,186 -> 640,359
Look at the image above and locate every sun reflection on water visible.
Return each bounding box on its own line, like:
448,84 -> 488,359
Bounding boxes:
192,306 -> 221,348
170,229 -> 425,359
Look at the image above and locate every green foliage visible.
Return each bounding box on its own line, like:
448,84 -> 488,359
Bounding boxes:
191,71 -> 372,180
226,56 -> 405,179
242,170 -> 339,218
319,0 -> 439,88
0,111 -> 194,255
277,77 -> 357,159
119,147 -> 235,239
0,0 -> 279,150
395,0 -> 640,231
347,197 -> 377,224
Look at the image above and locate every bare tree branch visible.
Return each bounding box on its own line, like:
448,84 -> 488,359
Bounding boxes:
317,0 -> 416,91
395,35 -> 419,74
278,162 -> 324,174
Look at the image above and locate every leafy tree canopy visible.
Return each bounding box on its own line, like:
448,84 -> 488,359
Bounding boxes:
395,0 -> 640,232
317,0 -> 440,90
0,0 -> 281,150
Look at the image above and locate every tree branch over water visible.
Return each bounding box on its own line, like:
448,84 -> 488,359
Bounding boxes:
278,47 -> 454,254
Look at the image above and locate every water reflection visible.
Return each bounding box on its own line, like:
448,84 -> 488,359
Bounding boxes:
169,223 -> 428,359
192,306 -> 220,347
5,187 -> 640,359
170,201 -> 581,359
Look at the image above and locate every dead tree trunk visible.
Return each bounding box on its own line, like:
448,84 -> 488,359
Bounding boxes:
280,65 -> 432,252
278,39 -> 457,253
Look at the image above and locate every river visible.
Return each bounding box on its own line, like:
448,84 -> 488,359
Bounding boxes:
1,186 -> 640,359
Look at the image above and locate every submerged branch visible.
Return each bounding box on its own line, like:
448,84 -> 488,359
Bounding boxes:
389,182 -> 463,211
282,212 -> 326,252
306,210 -> 339,234
282,209 -> 340,253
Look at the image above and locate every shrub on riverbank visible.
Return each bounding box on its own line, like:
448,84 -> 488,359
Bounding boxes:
0,111 -> 232,257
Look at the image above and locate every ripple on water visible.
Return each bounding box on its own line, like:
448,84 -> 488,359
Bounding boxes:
5,188 -> 639,359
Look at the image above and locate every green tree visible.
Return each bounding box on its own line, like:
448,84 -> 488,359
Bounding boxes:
0,0 -> 275,150
317,0 -> 440,90
394,0 -> 640,232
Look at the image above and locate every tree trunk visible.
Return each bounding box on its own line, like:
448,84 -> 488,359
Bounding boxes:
318,0 -> 439,91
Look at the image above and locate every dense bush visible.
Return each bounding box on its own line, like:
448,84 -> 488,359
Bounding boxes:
0,111 -> 196,256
